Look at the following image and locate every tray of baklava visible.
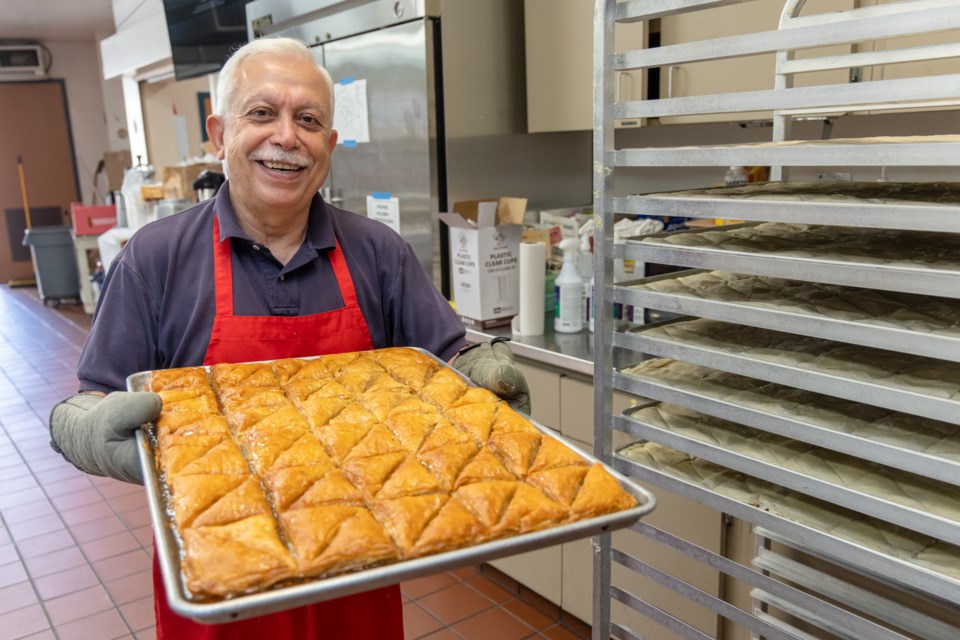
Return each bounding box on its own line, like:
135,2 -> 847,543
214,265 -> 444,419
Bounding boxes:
616,317 -> 960,426
614,440 -> 960,604
616,400 -> 960,546
129,347 -> 654,623
615,358 -> 960,486
621,181 -> 960,233
618,222 -> 960,298
618,270 -> 960,362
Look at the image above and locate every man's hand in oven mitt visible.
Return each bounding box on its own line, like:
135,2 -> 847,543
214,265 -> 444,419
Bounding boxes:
453,337 -> 531,414
49,392 -> 162,484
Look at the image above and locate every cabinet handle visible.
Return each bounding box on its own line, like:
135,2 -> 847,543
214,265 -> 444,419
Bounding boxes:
666,65 -> 680,99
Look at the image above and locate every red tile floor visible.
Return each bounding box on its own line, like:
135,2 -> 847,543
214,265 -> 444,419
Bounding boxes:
0,285 -> 592,640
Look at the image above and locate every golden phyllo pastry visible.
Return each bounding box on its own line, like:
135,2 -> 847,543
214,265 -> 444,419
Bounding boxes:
146,350 -> 639,600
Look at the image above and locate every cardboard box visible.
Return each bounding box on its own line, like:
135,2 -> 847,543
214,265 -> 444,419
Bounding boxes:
159,163 -> 223,201
70,203 -> 117,236
440,197 -> 527,329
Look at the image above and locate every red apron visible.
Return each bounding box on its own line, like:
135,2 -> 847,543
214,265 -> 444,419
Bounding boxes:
154,217 -> 404,640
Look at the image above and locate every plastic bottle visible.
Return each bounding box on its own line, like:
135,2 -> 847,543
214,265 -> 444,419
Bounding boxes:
554,238 -> 584,333
724,166 -> 748,187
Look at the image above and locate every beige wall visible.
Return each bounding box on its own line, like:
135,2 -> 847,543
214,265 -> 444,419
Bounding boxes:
42,40 -> 113,205
140,74 -> 215,169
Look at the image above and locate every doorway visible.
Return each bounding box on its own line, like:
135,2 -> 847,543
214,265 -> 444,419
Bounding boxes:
0,80 -> 80,283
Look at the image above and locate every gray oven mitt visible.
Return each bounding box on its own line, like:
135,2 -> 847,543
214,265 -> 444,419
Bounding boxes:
453,338 -> 531,415
49,392 -> 162,485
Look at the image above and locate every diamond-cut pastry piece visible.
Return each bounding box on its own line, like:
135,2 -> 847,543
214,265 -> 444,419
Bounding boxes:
182,514 -> 296,597
527,466 -> 589,505
492,483 -> 568,537
488,431 -> 542,478
376,349 -> 439,391
157,414 -> 231,448
385,403 -> 442,452
173,439 -> 251,477
225,403 -> 306,434
263,464 -> 337,511
490,407 -> 541,436
420,368 -> 468,408
453,481 -> 519,529
157,388 -> 219,415
445,399 -> 499,444
341,451 -> 407,496
420,421 -> 473,451
169,473 -> 247,527
418,441 -> 480,491
150,367 -> 210,392
528,437 -> 589,474
344,425 -> 407,461
371,493 -> 448,556
238,426 -> 310,474
270,358 -> 308,385
376,456 -> 444,499
172,475 -> 270,529
211,362 -> 279,389
315,421 -> 373,465
361,390 -> 414,422
454,448 -> 516,488
297,508 -> 399,576
410,497 -> 488,558
449,387 -> 501,408
299,396 -> 353,430
328,402 -> 379,428
289,469 -> 365,509
160,436 -> 235,477
569,463 -> 638,519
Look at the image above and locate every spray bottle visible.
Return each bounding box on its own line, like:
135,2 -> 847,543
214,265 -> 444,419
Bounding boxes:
555,238 -> 584,333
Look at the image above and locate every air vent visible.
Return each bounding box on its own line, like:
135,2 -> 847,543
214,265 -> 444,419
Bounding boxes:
0,45 -> 45,76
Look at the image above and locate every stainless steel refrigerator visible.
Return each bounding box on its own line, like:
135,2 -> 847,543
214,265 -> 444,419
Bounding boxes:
245,0 -> 591,295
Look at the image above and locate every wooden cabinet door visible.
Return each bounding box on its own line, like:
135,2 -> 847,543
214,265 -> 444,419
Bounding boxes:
658,0 -> 855,124
525,0 -> 646,132
0,81 -> 78,283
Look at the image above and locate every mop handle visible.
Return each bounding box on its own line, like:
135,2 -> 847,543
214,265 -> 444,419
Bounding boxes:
17,155 -> 32,229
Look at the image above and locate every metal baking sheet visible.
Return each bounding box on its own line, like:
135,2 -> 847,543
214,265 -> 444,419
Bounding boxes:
612,448 -> 960,605
615,319 -> 960,427
617,270 -> 960,363
612,181 -> 960,233
617,225 -> 960,299
616,404 -> 960,547
129,350 -> 656,623
612,365 -> 960,487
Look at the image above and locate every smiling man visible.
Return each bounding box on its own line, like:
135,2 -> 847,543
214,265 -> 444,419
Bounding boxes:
47,37 -> 529,639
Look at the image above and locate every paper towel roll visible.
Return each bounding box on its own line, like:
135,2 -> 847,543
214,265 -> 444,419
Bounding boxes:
517,241 -> 546,336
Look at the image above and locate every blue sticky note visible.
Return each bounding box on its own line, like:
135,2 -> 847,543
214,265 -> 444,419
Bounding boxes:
343,140 -> 358,148
339,76 -> 355,85
372,192 -> 391,200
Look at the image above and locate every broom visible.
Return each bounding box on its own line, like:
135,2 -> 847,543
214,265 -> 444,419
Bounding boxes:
9,155 -> 37,287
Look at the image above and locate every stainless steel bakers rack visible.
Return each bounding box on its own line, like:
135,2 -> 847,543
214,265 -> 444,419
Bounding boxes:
592,1 -> 960,639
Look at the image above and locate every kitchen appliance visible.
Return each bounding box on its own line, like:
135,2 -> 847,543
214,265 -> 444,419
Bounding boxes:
244,0 -> 590,296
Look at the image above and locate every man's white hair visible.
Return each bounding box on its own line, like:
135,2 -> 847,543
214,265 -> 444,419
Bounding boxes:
215,36 -> 335,122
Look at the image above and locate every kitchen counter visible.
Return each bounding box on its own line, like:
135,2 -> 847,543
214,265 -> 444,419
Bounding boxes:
464,316 -> 595,377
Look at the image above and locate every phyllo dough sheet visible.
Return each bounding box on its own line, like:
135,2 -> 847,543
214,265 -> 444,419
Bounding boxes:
148,347 -> 638,599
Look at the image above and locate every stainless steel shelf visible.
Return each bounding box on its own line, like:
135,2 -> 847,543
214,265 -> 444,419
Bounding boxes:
615,319 -> 960,426
752,547 -> 960,640
612,449 -> 960,605
615,404 -> 960,547
612,181 -> 960,233
616,270 -> 960,362
619,227 -> 960,299
612,364 -> 960,487
610,137 -> 960,168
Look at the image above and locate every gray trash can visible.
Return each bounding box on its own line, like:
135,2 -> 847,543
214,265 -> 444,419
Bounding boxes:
23,226 -> 80,306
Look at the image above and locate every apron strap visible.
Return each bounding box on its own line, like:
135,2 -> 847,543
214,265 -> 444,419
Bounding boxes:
212,216 -> 234,316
